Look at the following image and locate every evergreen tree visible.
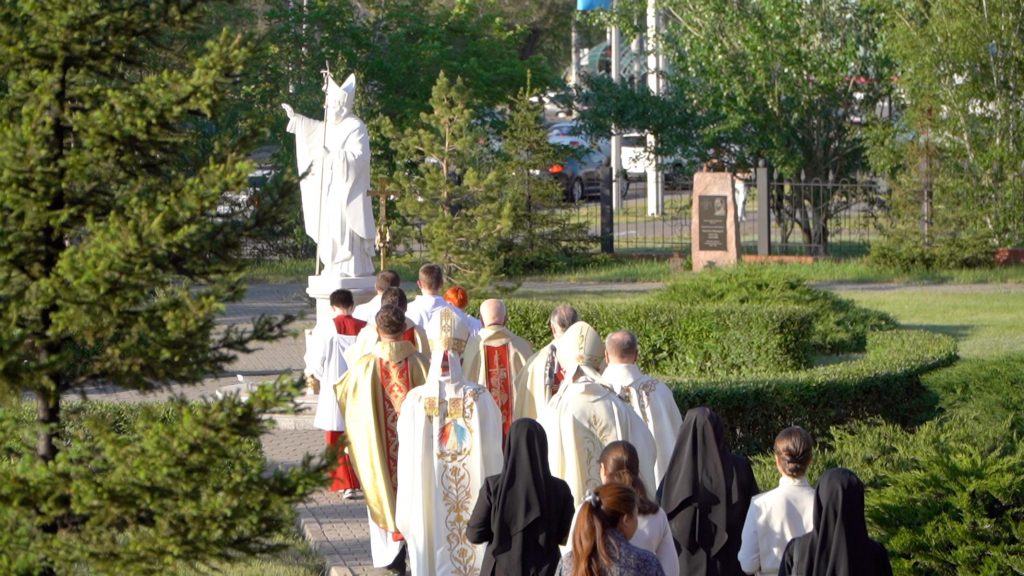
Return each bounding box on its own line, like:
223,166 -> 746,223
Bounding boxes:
0,0 -> 322,572
497,83 -> 591,276
392,72 -> 509,288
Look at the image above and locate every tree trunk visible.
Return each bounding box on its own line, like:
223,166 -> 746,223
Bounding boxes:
35,388 -> 60,462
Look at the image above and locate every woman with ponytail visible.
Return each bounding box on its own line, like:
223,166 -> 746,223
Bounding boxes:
600,441 -> 678,575
554,483 -> 665,576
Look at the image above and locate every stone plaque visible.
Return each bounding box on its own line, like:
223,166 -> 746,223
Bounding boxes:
698,195 -> 729,251
691,172 -> 740,272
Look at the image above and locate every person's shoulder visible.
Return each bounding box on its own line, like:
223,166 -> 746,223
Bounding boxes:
625,542 -> 665,574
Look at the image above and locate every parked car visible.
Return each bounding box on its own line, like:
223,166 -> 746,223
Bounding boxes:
621,132 -> 693,190
216,166 -> 275,219
546,134 -> 611,202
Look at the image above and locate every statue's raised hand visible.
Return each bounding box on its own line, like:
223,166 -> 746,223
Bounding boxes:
281,103 -> 295,119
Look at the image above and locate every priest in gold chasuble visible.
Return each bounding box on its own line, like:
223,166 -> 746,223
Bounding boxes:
462,299 -> 533,442
513,304 -> 578,420
541,321 -> 657,508
334,304 -> 429,568
396,308 -> 503,576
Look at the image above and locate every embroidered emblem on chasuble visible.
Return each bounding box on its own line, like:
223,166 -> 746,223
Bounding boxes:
427,388 -> 480,576
378,358 -> 412,488
483,344 -> 513,439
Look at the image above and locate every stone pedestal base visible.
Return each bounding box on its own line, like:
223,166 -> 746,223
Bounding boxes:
303,274 -> 376,379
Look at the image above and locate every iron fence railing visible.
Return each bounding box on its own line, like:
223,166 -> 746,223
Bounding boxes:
764,171 -> 888,257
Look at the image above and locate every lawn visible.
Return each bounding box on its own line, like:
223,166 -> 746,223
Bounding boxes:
834,286 -> 1024,359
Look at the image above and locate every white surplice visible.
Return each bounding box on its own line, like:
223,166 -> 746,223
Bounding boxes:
312,333 -> 357,431
395,379 -> 503,576
602,363 -> 683,485
542,375 -> 657,508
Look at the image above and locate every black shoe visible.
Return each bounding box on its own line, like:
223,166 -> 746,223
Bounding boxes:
384,544 -> 407,575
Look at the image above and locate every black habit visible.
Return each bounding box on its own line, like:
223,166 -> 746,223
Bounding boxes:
779,467 -> 893,576
467,418 -> 575,576
657,406 -> 758,576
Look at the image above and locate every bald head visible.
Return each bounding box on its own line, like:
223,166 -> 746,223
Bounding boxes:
605,330 -> 638,364
548,304 -> 579,338
480,299 -> 506,327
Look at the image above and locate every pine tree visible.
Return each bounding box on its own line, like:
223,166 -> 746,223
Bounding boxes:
497,83 -> 591,276
392,72 -> 509,288
0,1 -> 321,572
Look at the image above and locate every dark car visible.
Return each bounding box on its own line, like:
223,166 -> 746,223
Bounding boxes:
546,134 -> 611,202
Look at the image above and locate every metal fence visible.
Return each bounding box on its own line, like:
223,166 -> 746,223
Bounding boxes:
558,169 -> 889,259
759,168 -> 888,257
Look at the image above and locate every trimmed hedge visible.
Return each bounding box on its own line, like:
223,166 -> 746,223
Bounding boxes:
653,265 -> 897,354
668,329 -> 958,454
502,298 -> 816,378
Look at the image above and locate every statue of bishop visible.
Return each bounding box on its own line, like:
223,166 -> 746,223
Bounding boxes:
282,71 -> 375,277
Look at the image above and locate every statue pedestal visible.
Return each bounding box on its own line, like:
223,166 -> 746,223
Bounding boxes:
303,274 -> 376,378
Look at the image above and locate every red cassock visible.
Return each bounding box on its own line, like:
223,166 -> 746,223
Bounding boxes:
326,314 -> 367,492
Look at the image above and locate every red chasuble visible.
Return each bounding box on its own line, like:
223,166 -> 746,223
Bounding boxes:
483,344 -> 514,440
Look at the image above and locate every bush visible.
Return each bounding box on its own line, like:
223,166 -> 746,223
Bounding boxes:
0,386 -> 327,575
653,264 -> 897,354
820,414 -> 1024,576
502,298 -> 816,378
669,329 -> 958,454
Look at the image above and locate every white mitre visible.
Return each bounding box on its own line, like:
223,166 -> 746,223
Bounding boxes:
325,72 -> 356,111
554,321 -> 606,382
425,307 -> 470,387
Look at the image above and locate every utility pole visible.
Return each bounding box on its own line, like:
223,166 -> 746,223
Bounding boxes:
610,8 -> 623,211
645,0 -> 663,216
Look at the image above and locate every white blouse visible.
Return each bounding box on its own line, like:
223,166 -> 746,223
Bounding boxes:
737,475 -> 815,576
632,508 -> 679,576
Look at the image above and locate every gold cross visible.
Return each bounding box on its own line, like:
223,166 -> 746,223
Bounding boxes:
369,177 -> 396,270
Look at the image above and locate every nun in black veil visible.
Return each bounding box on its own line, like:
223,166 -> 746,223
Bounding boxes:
467,418 -> 575,576
657,406 -> 758,576
779,468 -> 893,576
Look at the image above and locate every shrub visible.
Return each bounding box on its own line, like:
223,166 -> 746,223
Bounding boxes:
0,386 -> 327,575
502,298 -> 816,378
670,329 -> 958,454
653,264 -> 897,354
817,414 -> 1024,576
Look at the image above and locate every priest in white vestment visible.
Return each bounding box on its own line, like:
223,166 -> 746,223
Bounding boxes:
461,298 -> 533,441
334,305 -> 430,570
346,286 -> 429,366
396,308 -> 503,576
541,321 -> 657,508
513,304 -> 578,420
601,330 -> 683,486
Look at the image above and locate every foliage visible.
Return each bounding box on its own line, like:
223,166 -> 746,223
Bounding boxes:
747,354 -> 1024,574
390,74 -> 590,288
866,0 -> 1024,267
653,264 -> 897,354
390,73 -> 509,289
503,297 -> 816,379
493,83 -> 593,277
0,0 -> 323,571
0,383 -> 327,575
671,329 -> 956,454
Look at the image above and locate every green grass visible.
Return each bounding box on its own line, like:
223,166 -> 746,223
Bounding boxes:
177,534 -> 322,575
834,287 -> 1024,359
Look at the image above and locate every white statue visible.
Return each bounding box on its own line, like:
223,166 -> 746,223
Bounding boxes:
282,71 -> 375,277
